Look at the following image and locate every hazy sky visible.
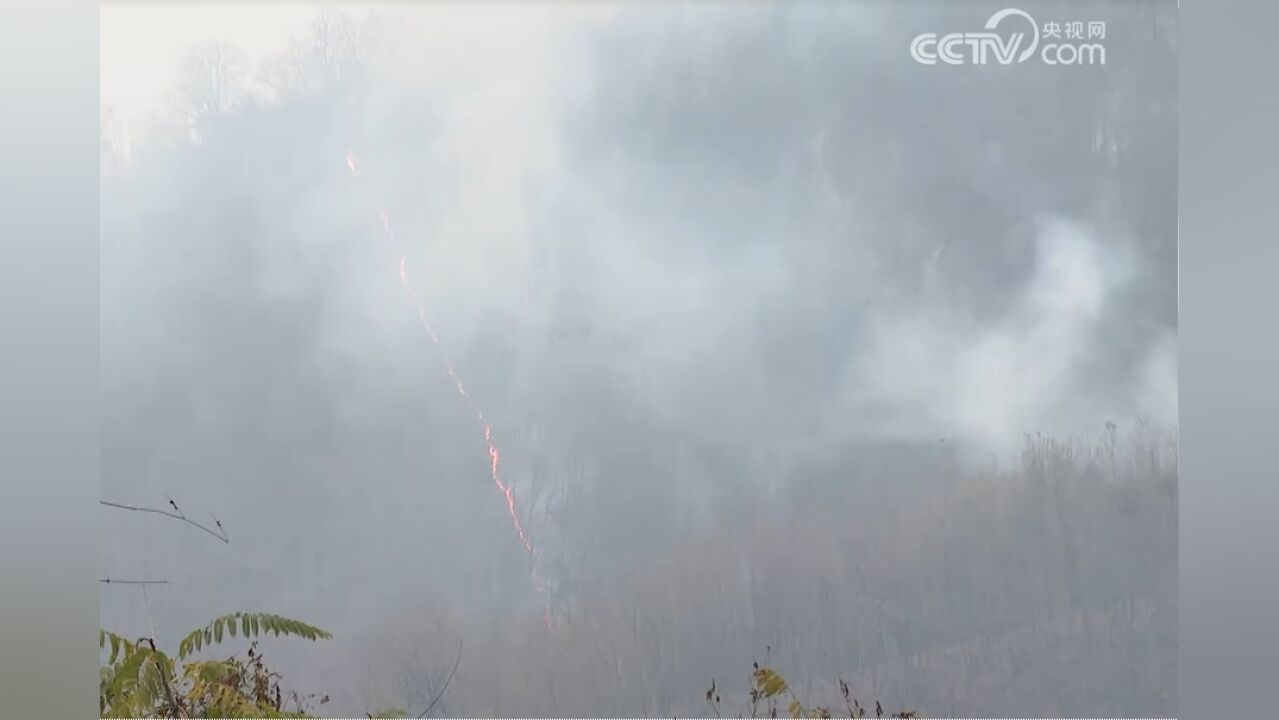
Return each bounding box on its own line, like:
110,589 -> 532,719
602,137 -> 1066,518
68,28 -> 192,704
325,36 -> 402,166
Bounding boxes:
101,3 -> 323,130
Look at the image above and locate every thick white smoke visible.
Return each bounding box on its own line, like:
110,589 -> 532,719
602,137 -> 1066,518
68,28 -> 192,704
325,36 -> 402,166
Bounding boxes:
848,218 -> 1168,452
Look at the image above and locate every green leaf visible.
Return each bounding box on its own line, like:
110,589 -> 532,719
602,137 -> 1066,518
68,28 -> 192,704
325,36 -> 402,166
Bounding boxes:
174,613 -> 330,659
754,667 -> 788,698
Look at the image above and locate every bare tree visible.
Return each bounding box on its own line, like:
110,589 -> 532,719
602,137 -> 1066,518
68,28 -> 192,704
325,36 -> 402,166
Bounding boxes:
261,10 -> 366,99
178,41 -> 248,120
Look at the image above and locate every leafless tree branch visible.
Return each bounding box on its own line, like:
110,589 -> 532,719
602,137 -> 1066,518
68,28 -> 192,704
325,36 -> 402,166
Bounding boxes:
100,578 -> 169,586
418,640 -> 462,719
100,499 -> 229,543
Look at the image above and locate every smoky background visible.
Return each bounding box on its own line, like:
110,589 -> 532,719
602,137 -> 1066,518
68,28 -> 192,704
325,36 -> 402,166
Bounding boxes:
99,2 -> 1178,717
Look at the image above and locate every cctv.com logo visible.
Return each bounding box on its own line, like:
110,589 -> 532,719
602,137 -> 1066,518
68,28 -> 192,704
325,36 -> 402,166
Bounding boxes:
910,8 -> 1107,66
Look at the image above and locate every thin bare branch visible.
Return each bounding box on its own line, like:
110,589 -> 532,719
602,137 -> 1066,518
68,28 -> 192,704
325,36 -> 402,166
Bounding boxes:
100,499 -> 229,543
418,640 -> 462,719
208,510 -> 228,542
100,578 -> 169,586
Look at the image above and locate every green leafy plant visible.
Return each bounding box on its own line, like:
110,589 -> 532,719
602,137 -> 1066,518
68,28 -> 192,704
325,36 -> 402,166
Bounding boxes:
175,613 -> 331,660
100,612 -> 331,718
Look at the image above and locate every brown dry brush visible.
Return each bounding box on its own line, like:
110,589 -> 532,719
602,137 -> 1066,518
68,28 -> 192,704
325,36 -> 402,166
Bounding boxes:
704,653 -> 918,720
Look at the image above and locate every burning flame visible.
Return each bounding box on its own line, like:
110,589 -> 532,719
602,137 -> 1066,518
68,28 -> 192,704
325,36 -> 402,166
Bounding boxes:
346,151 -> 550,625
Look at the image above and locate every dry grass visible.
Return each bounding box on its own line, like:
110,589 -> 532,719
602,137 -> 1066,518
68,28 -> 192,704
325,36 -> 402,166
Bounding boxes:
335,424 -> 1176,718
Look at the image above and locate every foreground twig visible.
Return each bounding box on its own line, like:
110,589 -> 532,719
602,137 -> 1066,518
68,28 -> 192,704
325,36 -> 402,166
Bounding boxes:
418,640 -> 462,719
100,499 -> 229,543
144,637 -> 188,718
100,578 -> 169,586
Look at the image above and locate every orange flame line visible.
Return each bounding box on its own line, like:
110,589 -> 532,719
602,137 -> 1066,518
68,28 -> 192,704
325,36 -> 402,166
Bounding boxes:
348,150 -> 549,609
